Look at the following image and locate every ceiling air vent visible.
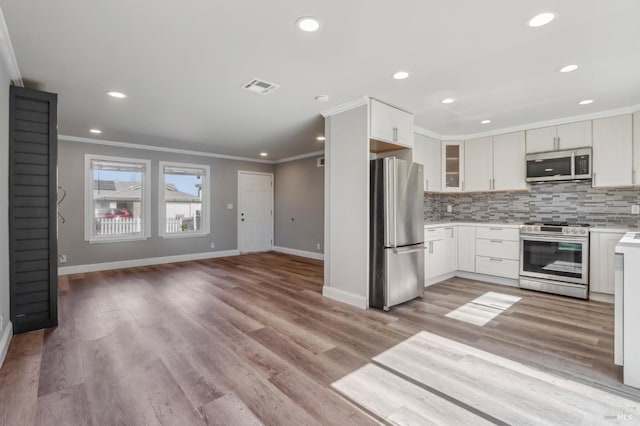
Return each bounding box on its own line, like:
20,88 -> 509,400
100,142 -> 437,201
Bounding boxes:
242,78 -> 279,95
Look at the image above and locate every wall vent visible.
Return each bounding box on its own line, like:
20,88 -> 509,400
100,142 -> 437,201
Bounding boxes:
317,157 -> 325,168
241,78 -> 280,95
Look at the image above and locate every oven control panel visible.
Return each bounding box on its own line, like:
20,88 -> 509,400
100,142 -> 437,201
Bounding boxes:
520,224 -> 589,236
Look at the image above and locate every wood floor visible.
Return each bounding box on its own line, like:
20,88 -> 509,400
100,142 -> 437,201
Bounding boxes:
1,252 -> 639,425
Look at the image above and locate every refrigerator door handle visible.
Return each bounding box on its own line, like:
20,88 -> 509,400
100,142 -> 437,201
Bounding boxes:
393,246 -> 428,255
384,157 -> 396,247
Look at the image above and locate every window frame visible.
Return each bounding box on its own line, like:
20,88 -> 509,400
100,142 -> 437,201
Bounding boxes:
84,154 -> 152,243
158,161 -> 210,239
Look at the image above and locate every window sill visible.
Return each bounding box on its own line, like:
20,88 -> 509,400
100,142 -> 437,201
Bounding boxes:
159,232 -> 210,239
87,236 -> 150,244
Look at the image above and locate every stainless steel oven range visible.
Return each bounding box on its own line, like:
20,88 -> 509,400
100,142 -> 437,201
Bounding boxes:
519,221 -> 590,299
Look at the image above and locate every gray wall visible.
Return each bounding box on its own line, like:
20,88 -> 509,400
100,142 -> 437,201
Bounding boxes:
274,155 -> 324,253
425,181 -> 640,228
0,68 -> 10,341
58,140 -> 274,267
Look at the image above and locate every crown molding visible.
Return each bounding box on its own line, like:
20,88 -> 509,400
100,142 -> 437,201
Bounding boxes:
275,150 -> 324,164
416,103 -> 640,141
321,96 -> 369,118
59,135 -> 275,164
0,7 -> 22,86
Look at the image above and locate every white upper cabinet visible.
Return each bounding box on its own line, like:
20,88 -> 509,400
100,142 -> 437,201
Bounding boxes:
493,131 -> 527,191
556,121 -> 592,149
633,111 -> 640,185
370,99 -> 413,149
526,121 -> 592,153
461,131 -> 526,193
413,133 -> 441,192
464,137 -> 493,192
442,141 -> 464,192
592,114 -> 633,187
526,126 -> 556,153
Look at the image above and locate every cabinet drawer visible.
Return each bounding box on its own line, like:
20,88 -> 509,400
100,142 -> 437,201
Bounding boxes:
476,256 -> 519,279
424,227 -> 445,241
476,227 -> 519,242
476,239 -> 519,261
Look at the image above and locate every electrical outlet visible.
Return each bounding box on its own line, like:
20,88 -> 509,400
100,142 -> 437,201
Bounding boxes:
316,243 -> 321,251
210,242 -> 215,249
447,205 -> 453,213
58,254 -> 67,264
0,314 -> 4,331
632,205 -> 640,215
227,203 -> 233,210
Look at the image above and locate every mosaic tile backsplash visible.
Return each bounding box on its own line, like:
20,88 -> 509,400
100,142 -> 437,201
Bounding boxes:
424,181 -> 640,228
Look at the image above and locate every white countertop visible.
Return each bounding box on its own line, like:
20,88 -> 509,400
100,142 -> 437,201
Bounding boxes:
616,232 -> 640,249
425,222 -> 638,233
424,222 -> 521,229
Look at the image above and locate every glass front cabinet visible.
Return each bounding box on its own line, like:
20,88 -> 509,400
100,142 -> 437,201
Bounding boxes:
442,141 -> 464,192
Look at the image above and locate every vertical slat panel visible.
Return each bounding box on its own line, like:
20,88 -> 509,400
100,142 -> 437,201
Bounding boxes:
9,86 -> 58,334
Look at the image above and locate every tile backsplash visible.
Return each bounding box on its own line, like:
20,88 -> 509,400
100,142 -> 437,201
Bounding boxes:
424,181 -> 640,228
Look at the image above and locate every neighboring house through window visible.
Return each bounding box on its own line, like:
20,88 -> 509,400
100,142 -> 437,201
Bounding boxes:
159,162 -> 210,237
84,155 -> 151,242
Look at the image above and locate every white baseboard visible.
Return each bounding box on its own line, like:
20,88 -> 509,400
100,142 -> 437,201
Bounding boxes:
426,272 -> 456,287
589,292 -> 614,304
58,250 -> 241,275
272,246 -> 324,261
322,286 -> 367,309
0,321 -> 13,369
455,271 -> 519,287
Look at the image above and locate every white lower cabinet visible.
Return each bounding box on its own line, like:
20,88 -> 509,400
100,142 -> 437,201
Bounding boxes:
590,230 -> 626,296
425,224 -> 519,283
475,226 -> 520,279
424,226 -> 457,282
457,226 -> 476,272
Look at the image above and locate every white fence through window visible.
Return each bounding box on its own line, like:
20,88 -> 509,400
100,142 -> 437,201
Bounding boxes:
166,217 -> 183,233
96,217 -> 141,235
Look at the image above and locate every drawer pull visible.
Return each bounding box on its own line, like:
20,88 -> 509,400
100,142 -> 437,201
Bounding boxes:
489,258 -> 503,262
427,229 -> 436,232
490,240 -> 503,243
489,227 -> 503,231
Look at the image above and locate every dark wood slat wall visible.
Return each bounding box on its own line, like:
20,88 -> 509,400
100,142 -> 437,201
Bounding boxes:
9,86 -> 58,334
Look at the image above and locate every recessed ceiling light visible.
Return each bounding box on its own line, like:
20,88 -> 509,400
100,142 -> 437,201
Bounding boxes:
559,64 -> 579,73
441,98 -> 455,104
107,91 -> 127,99
315,95 -> 329,102
578,99 -> 594,105
296,17 -> 320,32
393,71 -> 409,80
480,120 -> 491,124
527,12 -> 556,28
90,129 -> 102,134
317,136 -> 326,141
260,152 -> 268,157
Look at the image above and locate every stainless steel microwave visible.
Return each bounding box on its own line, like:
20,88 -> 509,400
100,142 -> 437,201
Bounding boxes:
525,147 -> 592,182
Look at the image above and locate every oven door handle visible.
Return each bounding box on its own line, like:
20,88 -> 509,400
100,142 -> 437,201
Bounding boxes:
520,235 -> 587,244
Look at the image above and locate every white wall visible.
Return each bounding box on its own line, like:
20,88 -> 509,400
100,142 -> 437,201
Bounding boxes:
0,61 -> 12,364
323,105 -> 370,308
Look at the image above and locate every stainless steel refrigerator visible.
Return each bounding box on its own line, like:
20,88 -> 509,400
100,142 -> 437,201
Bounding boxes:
370,157 -> 425,311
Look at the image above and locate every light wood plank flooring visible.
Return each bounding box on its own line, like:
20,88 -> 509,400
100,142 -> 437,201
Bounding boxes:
1,252 -> 639,425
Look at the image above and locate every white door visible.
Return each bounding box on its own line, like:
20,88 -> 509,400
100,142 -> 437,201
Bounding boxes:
238,172 -> 273,253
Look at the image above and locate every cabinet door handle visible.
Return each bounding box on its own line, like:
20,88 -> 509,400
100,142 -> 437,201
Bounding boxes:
392,127 -> 398,141
557,136 -> 560,150
450,228 -> 454,238
593,172 -> 596,186
462,180 -> 464,191
429,241 -> 434,254
425,179 -> 429,191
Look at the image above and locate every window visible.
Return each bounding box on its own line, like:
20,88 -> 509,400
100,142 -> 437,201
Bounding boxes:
85,155 -> 151,242
159,162 -> 210,238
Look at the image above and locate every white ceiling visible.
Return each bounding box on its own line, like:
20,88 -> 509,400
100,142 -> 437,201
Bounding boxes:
1,0 -> 639,160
